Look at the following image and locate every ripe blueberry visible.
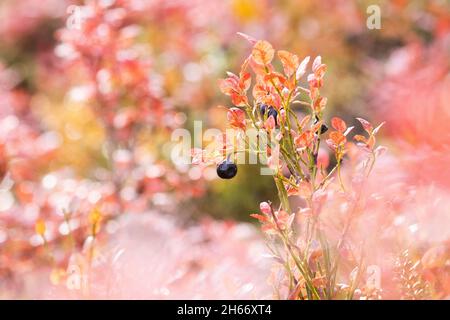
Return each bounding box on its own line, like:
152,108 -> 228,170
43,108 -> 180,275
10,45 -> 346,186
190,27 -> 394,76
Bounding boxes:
319,123 -> 328,133
260,104 -> 278,125
216,159 -> 238,179
267,107 -> 278,125
314,116 -> 328,134
259,104 -> 268,116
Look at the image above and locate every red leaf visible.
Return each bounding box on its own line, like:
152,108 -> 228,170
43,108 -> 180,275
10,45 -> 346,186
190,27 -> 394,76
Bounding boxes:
331,117 -> 347,132
295,130 -> 314,148
250,213 -> 268,223
230,93 -> 248,107
227,107 -> 246,130
286,184 -> 299,196
240,72 -> 251,91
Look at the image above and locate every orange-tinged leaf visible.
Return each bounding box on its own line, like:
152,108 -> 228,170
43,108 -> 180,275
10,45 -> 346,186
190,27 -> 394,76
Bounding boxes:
249,55 -> 271,76
227,107 -> 246,130
314,97 -> 327,112
218,78 -> 238,95
353,134 -> 367,143
295,130 -> 314,148
286,184 -> 299,196
331,117 -> 347,132
240,72 -> 252,91
277,50 -> 299,77
252,40 -> 275,65
264,72 -> 287,88
299,115 -> 312,129
329,131 -> 346,145
230,93 -> 248,107
252,81 -> 275,103
252,83 -> 267,101
250,213 -> 269,223
312,276 -> 327,287
261,223 -> 278,234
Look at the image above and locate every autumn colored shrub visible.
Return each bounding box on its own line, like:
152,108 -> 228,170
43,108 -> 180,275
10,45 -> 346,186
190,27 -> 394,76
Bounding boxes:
193,33 -> 450,299
193,35 -> 389,299
1,0 -> 449,300
0,0 -> 205,296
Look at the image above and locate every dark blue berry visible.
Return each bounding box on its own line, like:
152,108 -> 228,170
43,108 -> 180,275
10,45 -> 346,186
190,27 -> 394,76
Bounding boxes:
259,104 -> 268,116
314,116 -> 328,134
259,104 -> 278,126
216,159 -> 238,179
267,107 -> 278,125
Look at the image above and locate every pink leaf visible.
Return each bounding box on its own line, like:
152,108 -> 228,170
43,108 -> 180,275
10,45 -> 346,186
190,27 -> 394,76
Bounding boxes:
356,117 -> 373,133
312,56 -> 322,72
296,56 -> 310,80
237,32 -> 258,45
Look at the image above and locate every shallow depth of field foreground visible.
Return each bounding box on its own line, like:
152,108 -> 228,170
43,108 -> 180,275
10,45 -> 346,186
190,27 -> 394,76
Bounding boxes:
0,0 -> 449,300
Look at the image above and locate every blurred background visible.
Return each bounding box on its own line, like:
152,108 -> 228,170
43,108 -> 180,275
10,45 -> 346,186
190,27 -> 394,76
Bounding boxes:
0,0 -> 449,298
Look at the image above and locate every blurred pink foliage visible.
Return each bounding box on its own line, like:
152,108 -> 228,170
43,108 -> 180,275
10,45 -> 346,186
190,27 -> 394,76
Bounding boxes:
0,0 -> 203,297
26,215 -> 271,299
319,152 -> 450,298
373,37 -> 450,189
